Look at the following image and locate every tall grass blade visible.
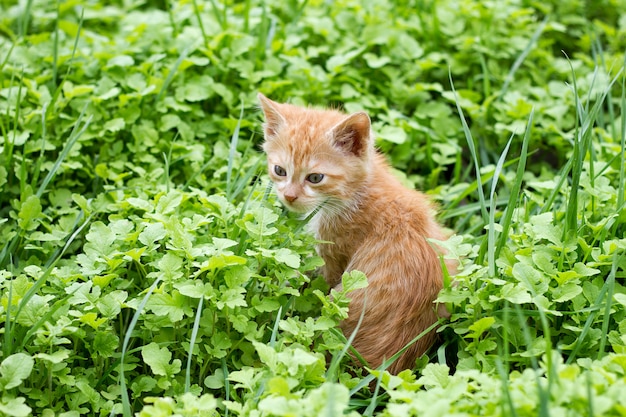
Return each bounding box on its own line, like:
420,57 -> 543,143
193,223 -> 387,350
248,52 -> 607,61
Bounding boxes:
184,297 -> 204,393
496,109 -> 533,257
618,54 -> 626,209
488,133 -> 514,277
37,103 -> 91,198
326,296 -> 367,383
499,16 -> 548,98
449,71 -> 489,223
192,0 -> 209,46
3,275 -> 14,358
566,252 -> 620,364
18,0 -> 34,38
208,0 -> 226,30
155,47 -> 189,103
226,102 -> 245,200
118,275 -> 163,417
30,102 -> 48,190
222,357 -> 230,417
52,1 -> 60,86
597,251 -> 619,360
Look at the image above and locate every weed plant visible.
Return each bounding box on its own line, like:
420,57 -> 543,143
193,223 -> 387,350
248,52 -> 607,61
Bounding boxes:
0,0 -> 625,416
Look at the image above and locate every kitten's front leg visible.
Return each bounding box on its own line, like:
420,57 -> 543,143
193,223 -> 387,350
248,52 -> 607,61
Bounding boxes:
317,244 -> 347,288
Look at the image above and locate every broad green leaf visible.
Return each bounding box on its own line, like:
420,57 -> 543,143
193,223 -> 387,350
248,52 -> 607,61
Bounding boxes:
107,54 -> 135,67
341,270 -> 369,294
0,353 -> 34,390
95,290 -> 127,317
377,124 -> 408,144
175,280 -> 215,299
85,222 -> 117,255
92,331 -> 119,357
36,349 -> 70,364
499,283 -> 532,304
224,265 -> 252,288
204,369 -> 225,389
138,222 -> 167,245
146,291 -> 186,321
0,396 -> 31,417
512,262 -> 549,296
273,248 -> 301,268
0,166 -> 7,189
552,281 -> 583,303
141,342 -> 181,377
216,288 -> 247,309
157,252 -> 184,281
79,312 -> 108,329
417,363 -> 450,388
467,317 -> 496,339
253,342 -> 277,370
155,190 -> 183,215
18,195 -> 41,231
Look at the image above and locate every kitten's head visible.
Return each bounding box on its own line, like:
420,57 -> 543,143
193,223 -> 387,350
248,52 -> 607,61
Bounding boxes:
258,93 -> 373,215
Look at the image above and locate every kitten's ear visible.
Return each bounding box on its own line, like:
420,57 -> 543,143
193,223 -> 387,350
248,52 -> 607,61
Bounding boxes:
330,112 -> 372,157
258,93 -> 286,138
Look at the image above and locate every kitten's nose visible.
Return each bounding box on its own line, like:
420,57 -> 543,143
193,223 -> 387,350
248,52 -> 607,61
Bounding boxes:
284,194 -> 298,203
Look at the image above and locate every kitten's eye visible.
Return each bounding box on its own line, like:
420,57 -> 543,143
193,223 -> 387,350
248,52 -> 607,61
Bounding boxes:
306,173 -> 324,184
274,165 -> 287,176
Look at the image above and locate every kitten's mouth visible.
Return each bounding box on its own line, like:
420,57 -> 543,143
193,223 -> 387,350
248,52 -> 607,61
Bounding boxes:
282,200 -> 311,213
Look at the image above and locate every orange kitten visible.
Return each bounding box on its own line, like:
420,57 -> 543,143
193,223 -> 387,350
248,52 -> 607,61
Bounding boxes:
258,93 -> 451,374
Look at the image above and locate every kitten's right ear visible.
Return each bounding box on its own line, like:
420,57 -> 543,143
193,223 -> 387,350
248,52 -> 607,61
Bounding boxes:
258,93 -> 286,138
330,112 -> 372,157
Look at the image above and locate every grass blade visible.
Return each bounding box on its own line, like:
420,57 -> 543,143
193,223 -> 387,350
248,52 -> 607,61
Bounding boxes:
184,297 -> 204,393
226,102 -> 245,200
496,109 -> 533,258
449,71 -> 489,223
118,275 -> 163,417
488,132 -> 514,277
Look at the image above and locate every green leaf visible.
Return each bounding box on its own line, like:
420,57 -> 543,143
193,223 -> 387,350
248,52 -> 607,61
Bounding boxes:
204,369 -> 225,389
0,353 -> 34,390
107,54 -> 135,67
341,270 -> 369,294
156,190 -> 183,215
417,363 -> 450,388
216,288 -> 247,309
139,222 -> 167,246
467,317 -> 496,339
146,291 -> 186,321
224,265 -> 252,288
103,117 -> 125,132
18,195 -> 41,231
500,283 -> 532,304
36,349 -> 70,364
512,262 -> 549,297
141,342 -> 181,377
175,280 -> 215,299
273,248 -> 301,268
0,396 -> 32,417
377,124 -> 407,144
0,166 -> 8,190
157,252 -> 184,281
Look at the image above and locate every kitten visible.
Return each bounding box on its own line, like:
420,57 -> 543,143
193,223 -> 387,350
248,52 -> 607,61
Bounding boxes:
258,93 -> 451,374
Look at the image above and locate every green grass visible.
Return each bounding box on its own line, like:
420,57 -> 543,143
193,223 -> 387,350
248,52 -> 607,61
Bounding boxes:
1,0 -> 626,416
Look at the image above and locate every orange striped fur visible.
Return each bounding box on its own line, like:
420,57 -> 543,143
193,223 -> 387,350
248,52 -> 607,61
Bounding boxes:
259,93 -> 451,374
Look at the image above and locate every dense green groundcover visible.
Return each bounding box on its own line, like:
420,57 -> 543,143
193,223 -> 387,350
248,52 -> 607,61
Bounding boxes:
1,0 -> 626,415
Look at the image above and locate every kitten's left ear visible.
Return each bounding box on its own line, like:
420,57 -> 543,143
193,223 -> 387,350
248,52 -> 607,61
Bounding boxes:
258,93 -> 286,138
330,112 -> 372,157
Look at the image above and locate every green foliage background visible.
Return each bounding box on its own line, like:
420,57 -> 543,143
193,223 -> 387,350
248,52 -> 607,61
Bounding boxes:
1,0 -> 625,415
